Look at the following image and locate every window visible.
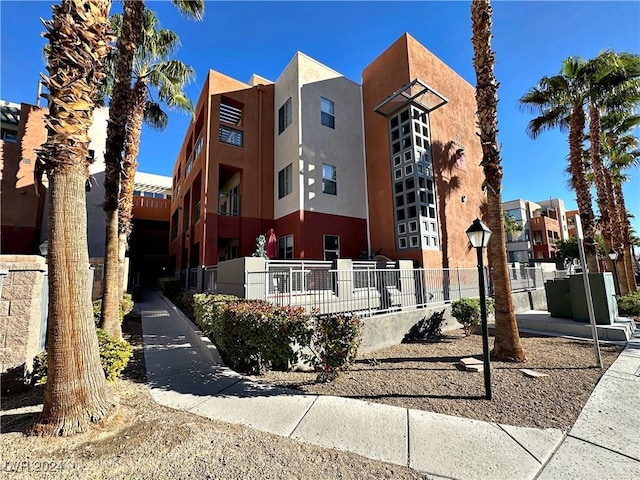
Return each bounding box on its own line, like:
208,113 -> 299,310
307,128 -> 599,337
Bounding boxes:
1,129 -> 17,142
323,235 -> 339,261
278,235 -> 294,259
320,97 -> 335,128
322,164 -> 337,195
219,126 -> 243,147
278,97 -> 292,134
278,164 -> 292,199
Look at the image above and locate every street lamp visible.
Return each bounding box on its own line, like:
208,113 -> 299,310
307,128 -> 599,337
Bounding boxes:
608,248 -> 620,296
466,218 -> 492,400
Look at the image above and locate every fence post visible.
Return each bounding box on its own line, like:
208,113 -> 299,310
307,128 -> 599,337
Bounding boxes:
457,267 -> 462,299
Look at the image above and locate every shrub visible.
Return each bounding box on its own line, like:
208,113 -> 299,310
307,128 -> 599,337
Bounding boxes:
192,293 -> 238,334
157,276 -> 180,299
618,291 -> 640,317
93,293 -> 135,326
309,313 -> 363,382
451,297 -> 495,336
173,291 -> 195,321
403,310 -> 446,343
212,300 -> 312,374
33,329 -> 133,384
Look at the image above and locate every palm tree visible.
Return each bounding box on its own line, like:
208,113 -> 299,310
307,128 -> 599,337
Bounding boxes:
31,0 -> 114,437
113,10 -> 195,284
584,51 -> 640,284
471,0 -> 526,361
100,0 -> 204,339
519,58 -> 600,273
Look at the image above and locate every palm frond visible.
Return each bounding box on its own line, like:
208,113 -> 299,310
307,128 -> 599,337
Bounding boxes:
171,0 -> 205,21
143,101 -> 169,131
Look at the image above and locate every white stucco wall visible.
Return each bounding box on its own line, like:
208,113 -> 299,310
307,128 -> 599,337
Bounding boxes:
273,52 -> 367,221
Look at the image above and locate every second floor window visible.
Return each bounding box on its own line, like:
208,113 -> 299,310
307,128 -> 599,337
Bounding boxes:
219,127 -> 243,147
322,164 -> 337,195
278,97 -> 292,134
320,97 -> 334,129
278,163 -> 292,199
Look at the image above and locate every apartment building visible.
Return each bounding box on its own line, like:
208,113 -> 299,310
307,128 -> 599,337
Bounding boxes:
503,197 -> 570,262
1,99 -> 171,294
169,33 -> 488,271
1,100 -> 47,254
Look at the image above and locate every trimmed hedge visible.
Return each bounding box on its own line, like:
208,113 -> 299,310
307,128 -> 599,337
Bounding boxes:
191,294 -> 363,380
310,313 -> 362,382
451,297 -> 495,336
618,291 -> 640,317
157,276 -> 180,299
33,328 -> 133,384
93,293 -> 134,326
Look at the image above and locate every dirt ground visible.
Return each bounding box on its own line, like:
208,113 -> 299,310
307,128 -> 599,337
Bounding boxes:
250,329 -> 622,430
0,314 -> 622,479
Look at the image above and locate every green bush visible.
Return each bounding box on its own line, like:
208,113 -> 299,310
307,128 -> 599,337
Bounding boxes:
451,297 -> 495,336
310,313 -> 363,382
192,293 -> 238,334
212,300 -> 312,374
93,293 -> 135,326
157,276 -> 180,299
33,329 -> 133,384
618,291 -> 640,317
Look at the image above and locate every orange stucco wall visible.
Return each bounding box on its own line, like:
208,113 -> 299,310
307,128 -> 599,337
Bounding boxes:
169,70 -> 275,269
362,34 -> 486,268
0,104 -> 47,254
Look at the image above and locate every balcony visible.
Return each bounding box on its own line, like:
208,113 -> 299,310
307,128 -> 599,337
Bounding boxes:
218,192 -> 240,216
132,196 -> 171,221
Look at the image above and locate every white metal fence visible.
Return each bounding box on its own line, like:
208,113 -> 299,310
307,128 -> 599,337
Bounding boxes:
191,259 -> 552,317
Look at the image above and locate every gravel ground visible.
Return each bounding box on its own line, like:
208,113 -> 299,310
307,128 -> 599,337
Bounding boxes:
0,315 -> 623,479
1,316 -> 425,480
251,330 -> 622,431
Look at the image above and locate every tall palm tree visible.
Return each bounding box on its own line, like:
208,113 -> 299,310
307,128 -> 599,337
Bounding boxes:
471,0 -> 526,361
584,51 -> 640,284
113,10 -> 195,281
100,0 -> 204,339
519,58 -> 600,273
31,0 -> 114,437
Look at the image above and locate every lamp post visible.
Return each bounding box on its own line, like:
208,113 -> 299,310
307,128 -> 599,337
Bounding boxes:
608,248 -> 620,296
466,218 -> 492,400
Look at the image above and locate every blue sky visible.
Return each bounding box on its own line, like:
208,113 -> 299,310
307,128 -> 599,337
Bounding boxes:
2,1 -> 639,233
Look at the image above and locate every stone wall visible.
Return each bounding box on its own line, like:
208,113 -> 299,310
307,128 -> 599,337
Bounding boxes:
0,255 -> 47,393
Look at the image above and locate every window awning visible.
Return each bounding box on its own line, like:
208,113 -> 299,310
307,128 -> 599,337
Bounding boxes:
373,78 -> 448,117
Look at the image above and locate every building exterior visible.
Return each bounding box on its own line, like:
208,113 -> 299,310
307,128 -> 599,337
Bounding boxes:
170,33 -> 488,272
503,197 -> 570,262
362,34 -> 486,268
1,100 -> 47,254
1,99 -> 171,294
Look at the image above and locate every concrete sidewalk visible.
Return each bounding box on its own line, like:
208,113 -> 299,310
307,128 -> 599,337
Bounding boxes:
139,291 -> 640,479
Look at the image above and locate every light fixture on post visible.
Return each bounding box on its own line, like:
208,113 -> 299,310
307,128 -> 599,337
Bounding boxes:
607,248 -> 620,296
466,218 -> 492,400
38,240 -> 48,257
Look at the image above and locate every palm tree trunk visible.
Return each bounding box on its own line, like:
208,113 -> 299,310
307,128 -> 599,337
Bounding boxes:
614,182 -> 637,294
118,80 -> 146,284
31,0 -> 114,437
569,104 -> 599,272
589,104 -> 615,272
471,0 -> 525,362
100,0 -> 144,339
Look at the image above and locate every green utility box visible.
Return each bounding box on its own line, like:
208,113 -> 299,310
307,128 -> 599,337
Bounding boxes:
544,278 -> 573,319
569,273 -> 618,325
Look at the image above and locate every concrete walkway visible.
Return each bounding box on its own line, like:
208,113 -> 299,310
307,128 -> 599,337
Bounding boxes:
139,291 -> 640,479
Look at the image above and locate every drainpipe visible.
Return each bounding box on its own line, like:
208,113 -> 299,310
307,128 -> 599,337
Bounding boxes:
359,84 -> 372,258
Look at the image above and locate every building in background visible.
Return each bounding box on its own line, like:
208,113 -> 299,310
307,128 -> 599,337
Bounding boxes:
503,197 -> 570,262
170,33 -> 488,273
1,100 -> 47,254
1,100 -> 171,296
